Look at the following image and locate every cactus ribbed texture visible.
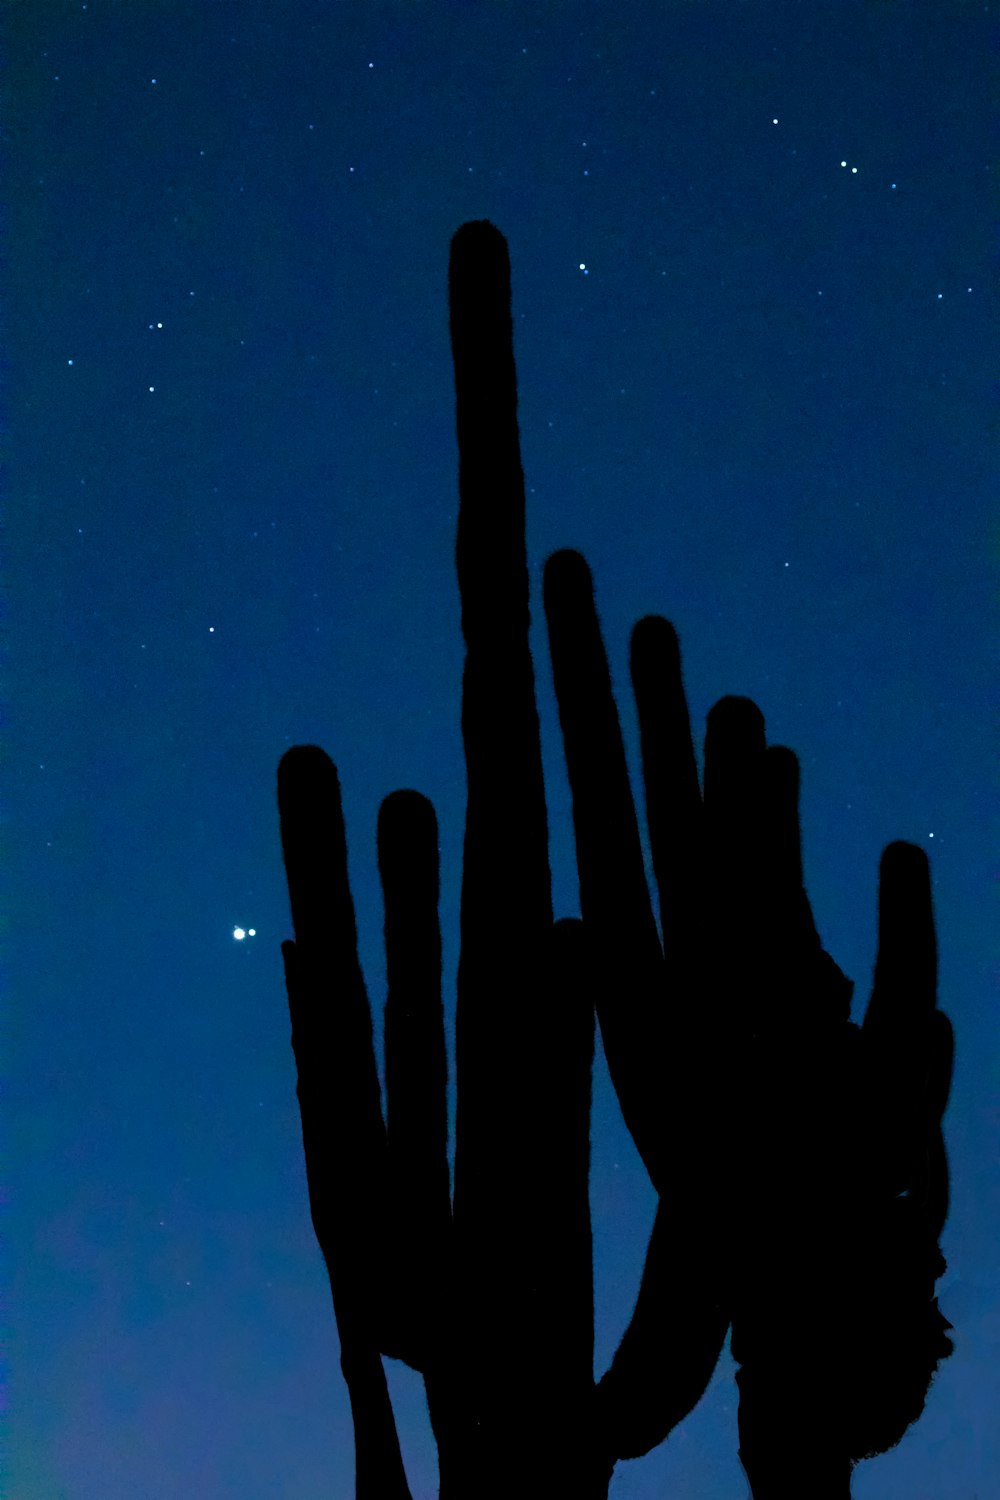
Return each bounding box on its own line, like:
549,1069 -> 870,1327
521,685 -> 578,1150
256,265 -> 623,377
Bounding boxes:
276,221 -> 954,1498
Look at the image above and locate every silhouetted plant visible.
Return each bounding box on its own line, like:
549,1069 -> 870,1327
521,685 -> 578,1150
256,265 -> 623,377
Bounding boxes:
543,549 -> 955,1495
277,220 -> 954,1498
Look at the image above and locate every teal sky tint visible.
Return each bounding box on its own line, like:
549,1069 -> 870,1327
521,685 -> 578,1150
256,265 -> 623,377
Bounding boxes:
7,3 -> 996,1496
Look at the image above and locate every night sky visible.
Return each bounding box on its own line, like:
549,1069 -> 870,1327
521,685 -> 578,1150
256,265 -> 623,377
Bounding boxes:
9,3 -> 997,1497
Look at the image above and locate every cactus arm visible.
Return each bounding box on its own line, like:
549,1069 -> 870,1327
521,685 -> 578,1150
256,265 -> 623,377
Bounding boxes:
592,1199 -> 729,1465
277,746 -> 412,1499
376,789 -> 452,1373
445,221 -> 597,1491
701,711 -> 955,1491
629,615 -> 707,981
863,842 -> 952,1201
544,550 -> 742,1468
542,549 -> 674,1194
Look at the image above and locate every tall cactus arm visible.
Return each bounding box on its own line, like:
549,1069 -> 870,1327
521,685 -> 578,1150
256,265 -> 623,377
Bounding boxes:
543,550 -> 674,1195
544,553 -> 735,1466
446,220 -> 597,1493
276,222 -> 604,1500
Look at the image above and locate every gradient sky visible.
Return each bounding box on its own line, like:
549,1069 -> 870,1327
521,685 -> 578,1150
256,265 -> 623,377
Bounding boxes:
8,3 -> 997,1497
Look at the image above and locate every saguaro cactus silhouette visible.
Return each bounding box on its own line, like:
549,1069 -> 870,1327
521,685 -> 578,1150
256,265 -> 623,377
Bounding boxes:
276,220 -> 954,1497
279,221 -> 600,1499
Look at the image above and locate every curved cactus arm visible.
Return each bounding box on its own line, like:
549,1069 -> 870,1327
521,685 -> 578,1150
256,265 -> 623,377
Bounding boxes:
542,549 -> 673,1193
544,548 -> 739,1472
278,746 -> 413,1500
592,1198 -> 729,1466
582,609 -> 735,1466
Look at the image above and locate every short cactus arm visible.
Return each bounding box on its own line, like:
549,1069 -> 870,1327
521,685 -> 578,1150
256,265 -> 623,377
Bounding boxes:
376,788 -> 452,1374
278,745 -> 413,1500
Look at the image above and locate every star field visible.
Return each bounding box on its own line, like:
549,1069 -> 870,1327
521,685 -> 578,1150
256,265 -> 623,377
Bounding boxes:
8,4 -> 996,1497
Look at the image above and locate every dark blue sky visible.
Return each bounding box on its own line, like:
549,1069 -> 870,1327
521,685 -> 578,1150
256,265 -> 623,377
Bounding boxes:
9,3 -> 996,1496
